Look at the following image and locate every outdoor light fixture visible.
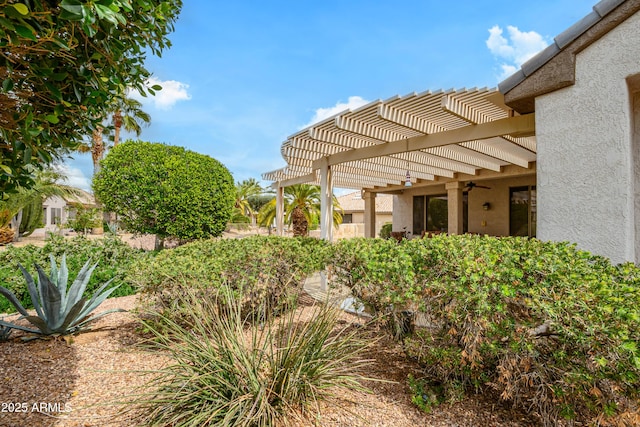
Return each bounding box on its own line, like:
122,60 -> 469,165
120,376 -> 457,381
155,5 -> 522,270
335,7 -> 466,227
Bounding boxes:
482,202 -> 491,211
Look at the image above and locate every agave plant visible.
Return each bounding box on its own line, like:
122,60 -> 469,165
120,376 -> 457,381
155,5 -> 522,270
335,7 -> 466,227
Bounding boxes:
0,254 -> 123,335
0,320 -> 12,341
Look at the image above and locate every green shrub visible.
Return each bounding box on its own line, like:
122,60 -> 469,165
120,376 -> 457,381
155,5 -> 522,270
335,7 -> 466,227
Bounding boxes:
331,238 -> 417,315
93,141 -> 235,246
379,222 -> 392,239
66,203 -> 101,235
133,289 -> 373,426
130,236 -> 333,324
331,235 -> 640,425
0,234 -> 146,314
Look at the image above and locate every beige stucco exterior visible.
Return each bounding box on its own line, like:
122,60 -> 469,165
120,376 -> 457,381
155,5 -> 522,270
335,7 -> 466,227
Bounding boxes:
392,175 -> 536,238
535,9 -> 640,264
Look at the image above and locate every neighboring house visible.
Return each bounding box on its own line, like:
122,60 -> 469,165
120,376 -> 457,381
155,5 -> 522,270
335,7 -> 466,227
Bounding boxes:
263,0 -> 640,265
42,189 -> 96,233
336,191 -> 392,238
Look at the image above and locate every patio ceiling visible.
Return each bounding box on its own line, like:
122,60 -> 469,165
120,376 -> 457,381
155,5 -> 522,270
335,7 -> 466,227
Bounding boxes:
263,88 -> 536,191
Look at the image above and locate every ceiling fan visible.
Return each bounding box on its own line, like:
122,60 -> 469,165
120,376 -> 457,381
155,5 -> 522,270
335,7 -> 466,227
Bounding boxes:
464,181 -> 491,191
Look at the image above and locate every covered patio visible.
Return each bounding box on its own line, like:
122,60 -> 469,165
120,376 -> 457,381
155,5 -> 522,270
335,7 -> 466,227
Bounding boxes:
263,87 -> 536,240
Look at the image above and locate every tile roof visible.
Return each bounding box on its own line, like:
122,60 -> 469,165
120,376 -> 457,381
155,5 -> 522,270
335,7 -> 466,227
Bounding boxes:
498,0 -> 627,94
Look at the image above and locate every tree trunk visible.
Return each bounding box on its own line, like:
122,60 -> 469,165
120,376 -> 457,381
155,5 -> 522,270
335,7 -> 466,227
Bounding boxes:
154,235 -> 165,251
91,127 -> 104,175
10,210 -> 22,242
113,110 -> 122,146
291,205 -> 308,237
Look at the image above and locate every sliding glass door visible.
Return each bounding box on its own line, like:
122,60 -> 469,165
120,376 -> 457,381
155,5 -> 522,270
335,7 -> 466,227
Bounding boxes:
413,194 -> 467,236
509,186 -> 536,237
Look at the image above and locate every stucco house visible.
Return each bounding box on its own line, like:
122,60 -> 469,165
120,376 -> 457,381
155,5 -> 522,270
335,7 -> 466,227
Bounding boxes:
334,191 -> 392,238
263,0 -> 640,265
41,189 -> 96,233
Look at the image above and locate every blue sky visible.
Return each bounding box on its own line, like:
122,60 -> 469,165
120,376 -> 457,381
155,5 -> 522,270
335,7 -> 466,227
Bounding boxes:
61,0 -> 597,192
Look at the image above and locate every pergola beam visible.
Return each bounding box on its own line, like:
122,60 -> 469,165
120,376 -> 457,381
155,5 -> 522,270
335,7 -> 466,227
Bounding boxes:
311,114 -> 535,169
269,172 -> 316,189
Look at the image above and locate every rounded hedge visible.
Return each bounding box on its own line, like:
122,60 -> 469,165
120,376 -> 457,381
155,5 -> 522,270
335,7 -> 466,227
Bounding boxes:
93,141 -> 235,242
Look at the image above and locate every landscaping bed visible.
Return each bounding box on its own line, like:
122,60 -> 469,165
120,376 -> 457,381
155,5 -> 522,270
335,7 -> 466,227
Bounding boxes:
0,294 -> 541,427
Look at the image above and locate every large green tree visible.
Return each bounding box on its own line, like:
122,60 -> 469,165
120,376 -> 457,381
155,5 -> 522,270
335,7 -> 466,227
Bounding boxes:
93,141 -> 235,249
0,0 -> 182,195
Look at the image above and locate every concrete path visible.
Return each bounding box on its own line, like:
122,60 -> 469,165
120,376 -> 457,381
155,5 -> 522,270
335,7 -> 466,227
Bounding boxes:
303,272 -> 369,316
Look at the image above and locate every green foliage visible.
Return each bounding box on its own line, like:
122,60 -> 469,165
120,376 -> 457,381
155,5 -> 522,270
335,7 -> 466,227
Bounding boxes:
133,289 -> 373,427
66,203 -> 100,235
130,236 -> 333,325
331,235 -> 640,425
0,254 -> 123,335
18,196 -> 43,237
0,234 -> 145,314
379,223 -> 392,239
0,0 -> 182,195
407,375 -> 456,414
93,141 -> 235,244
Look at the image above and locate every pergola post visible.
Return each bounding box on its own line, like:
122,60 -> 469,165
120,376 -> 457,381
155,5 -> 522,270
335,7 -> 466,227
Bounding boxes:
445,181 -> 464,235
275,183 -> 284,236
320,161 -> 333,241
363,190 -> 376,238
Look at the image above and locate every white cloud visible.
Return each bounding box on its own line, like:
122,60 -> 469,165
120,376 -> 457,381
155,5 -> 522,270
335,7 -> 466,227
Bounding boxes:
486,25 -> 550,80
54,164 -> 92,192
131,77 -> 192,110
300,96 -> 370,129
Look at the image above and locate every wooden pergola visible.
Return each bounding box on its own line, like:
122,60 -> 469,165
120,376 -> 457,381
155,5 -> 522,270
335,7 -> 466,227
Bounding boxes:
263,88 -> 536,240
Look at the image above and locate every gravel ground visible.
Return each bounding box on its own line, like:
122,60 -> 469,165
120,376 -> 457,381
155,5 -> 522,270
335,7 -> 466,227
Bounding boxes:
0,293 -> 545,427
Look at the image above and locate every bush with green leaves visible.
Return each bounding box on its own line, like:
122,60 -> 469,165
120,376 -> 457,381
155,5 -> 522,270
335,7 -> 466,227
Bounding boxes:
66,203 -> 101,235
0,234 -> 146,314
0,0 -> 181,196
379,222 -> 392,239
93,141 -> 235,248
133,289 -> 373,427
130,236 -> 333,324
0,254 -> 123,335
331,235 -> 640,425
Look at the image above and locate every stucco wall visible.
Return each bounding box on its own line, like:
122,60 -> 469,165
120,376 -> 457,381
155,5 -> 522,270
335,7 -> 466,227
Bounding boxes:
312,212 -> 393,239
42,195 -> 68,231
392,175 -> 536,238
536,10 -> 640,264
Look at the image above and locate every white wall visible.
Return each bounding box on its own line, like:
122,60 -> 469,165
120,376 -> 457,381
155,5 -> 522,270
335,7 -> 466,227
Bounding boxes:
42,195 -> 68,231
536,10 -> 640,264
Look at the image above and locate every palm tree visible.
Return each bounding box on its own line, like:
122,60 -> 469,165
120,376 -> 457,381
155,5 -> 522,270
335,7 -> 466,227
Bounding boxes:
77,95 -> 151,175
257,184 -> 343,237
235,178 -> 264,224
112,96 -> 151,147
0,169 -> 82,243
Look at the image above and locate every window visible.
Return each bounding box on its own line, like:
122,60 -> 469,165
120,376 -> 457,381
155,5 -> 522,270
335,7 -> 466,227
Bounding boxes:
342,213 -> 353,224
413,194 -> 468,235
50,207 -> 62,225
509,186 -> 536,237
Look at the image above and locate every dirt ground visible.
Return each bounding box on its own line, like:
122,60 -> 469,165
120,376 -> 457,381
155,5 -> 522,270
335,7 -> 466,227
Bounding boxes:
0,294 -> 543,427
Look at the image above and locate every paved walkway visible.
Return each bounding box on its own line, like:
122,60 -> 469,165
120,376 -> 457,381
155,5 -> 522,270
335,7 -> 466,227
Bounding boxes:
303,272 -> 369,316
